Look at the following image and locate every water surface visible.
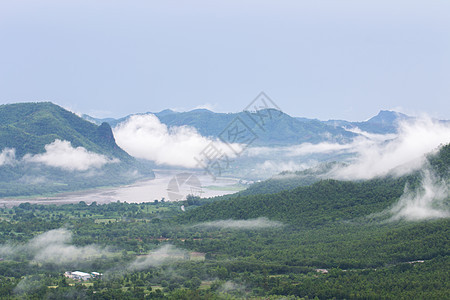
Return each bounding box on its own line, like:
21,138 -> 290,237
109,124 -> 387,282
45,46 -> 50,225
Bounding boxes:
0,169 -> 240,207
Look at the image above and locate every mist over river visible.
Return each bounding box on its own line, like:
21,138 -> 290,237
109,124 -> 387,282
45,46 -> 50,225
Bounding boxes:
0,169 -> 241,208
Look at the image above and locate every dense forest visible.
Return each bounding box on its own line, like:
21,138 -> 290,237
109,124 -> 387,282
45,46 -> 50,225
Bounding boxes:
0,200 -> 448,299
0,144 -> 448,299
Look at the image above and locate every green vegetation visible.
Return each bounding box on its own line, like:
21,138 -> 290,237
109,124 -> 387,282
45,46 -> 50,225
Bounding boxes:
237,162 -> 344,196
0,195 -> 448,299
0,102 -> 154,197
0,144 -> 448,299
183,177 -> 408,226
0,102 -> 129,159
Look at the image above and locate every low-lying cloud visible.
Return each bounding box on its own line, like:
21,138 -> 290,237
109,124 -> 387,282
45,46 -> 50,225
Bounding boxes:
0,228 -> 109,265
218,281 -> 247,295
0,148 -> 16,166
127,244 -> 187,271
193,217 -> 284,230
329,118 -> 450,180
113,114 -> 241,168
245,117 -> 450,180
389,170 -> 449,221
23,139 -> 118,171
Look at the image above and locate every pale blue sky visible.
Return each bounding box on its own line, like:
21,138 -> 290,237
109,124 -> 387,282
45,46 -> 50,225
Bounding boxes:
0,0 -> 449,121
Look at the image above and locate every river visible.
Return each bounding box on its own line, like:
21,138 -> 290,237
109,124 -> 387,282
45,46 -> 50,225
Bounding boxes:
0,169 -> 242,207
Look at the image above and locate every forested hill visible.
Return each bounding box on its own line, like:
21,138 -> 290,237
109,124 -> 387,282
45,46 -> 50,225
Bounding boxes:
237,162 -> 343,196
184,177 -> 408,226
0,102 -> 131,161
182,143 -> 450,225
0,102 -> 154,197
427,143 -> 450,178
239,143 -> 450,197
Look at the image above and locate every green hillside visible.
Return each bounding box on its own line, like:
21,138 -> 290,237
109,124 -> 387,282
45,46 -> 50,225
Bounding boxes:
171,144 -> 449,298
184,177 -> 409,226
0,102 -> 130,160
0,102 -> 153,197
183,143 -> 449,226
237,162 -> 342,196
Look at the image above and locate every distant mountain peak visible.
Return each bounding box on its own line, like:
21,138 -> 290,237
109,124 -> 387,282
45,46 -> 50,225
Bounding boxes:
367,110 -> 410,124
156,109 -> 177,116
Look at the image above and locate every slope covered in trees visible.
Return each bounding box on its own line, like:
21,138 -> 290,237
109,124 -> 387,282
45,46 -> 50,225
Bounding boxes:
184,177 -> 407,226
0,102 -> 130,160
183,143 -> 450,226
0,102 -> 154,197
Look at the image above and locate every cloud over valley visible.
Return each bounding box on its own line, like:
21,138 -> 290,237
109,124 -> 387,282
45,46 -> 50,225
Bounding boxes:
113,114 -> 241,168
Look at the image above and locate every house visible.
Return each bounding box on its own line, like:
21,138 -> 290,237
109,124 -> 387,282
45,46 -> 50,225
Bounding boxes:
64,271 -> 91,281
91,272 -> 103,278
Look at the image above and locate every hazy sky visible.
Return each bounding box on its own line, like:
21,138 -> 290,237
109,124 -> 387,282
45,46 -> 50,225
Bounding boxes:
0,1 -> 449,121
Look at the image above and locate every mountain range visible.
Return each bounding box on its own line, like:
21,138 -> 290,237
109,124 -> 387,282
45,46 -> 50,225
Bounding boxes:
0,102 -> 449,299
83,109 -> 439,146
1,101 -> 449,197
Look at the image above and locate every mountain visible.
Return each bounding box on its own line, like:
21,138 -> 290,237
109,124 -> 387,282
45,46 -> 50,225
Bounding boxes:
366,110 -> 410,124
85,109 -> 358,146
325,110 -> 413,134
84,109 -> 437,147
166,109 -> 360,145
0,102 -> 130,160
0,102 -> 154,197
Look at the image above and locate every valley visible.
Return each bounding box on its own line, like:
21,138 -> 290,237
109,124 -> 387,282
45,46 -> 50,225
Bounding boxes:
0,103 -> 448,299
1,2 -> 449,298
